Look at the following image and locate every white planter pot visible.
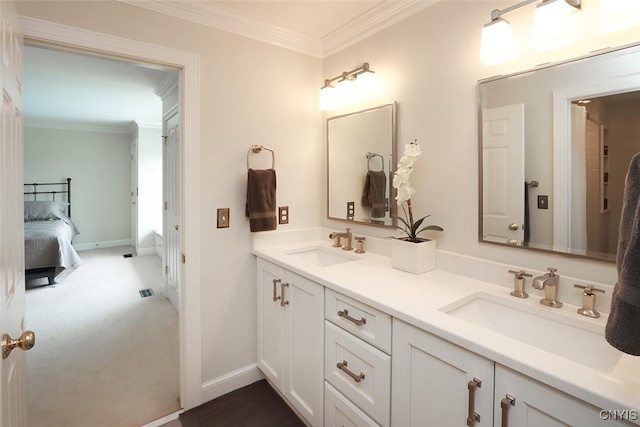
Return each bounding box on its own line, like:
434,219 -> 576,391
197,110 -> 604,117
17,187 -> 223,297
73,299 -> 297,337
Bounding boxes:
391,238 -> 436,274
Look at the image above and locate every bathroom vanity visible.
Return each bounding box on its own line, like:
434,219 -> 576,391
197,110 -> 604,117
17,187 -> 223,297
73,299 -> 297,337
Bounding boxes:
253,229 -> 639,427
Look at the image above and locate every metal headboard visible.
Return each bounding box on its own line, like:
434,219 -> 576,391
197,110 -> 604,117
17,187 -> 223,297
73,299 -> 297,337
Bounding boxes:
24,178 -> 72,218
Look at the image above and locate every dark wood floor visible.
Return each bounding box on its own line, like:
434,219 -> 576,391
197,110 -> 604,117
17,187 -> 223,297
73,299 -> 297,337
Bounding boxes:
178,380 -> 306,427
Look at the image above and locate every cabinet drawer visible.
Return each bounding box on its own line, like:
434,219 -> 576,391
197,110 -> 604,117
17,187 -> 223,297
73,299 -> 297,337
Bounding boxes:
325,321 -> 391,427
325,289 -> 391,354
325,381 -> 380,427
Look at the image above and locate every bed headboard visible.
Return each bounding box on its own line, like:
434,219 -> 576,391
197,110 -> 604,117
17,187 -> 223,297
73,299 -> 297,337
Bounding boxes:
24,178 -> 72,218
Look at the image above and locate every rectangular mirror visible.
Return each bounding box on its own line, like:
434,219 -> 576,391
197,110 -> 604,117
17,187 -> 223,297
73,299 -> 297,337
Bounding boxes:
327,103 -> 397,227
479,43 -> 640,262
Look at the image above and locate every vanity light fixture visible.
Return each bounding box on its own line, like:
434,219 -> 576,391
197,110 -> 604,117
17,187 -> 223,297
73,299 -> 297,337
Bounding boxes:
533,0 -> 581,51
318,62 -> 379,111
599,0 -> 640,33
480,0 -> 581,65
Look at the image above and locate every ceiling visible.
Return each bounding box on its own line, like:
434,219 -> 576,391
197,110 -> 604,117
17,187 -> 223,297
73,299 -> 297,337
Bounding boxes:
23,0 -> 434,132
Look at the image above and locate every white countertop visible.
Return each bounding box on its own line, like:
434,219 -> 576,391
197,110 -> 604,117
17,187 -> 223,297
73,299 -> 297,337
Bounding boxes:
252,235 -> 640,422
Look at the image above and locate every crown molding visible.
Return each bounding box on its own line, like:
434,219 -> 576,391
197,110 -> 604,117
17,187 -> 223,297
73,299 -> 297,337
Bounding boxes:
118,0 -> 436,58
118,0 -> 323,57
24,117 -> 138,134
322,0 -> 440,57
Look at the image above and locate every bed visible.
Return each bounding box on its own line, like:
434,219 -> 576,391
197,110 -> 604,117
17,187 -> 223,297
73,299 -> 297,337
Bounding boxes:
24,178 -> 81,285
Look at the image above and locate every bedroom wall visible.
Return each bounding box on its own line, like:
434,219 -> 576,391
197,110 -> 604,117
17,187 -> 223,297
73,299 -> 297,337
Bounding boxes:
322,0 -> 640,286
135,124 -> 163,254
24,126 -> 132,249
16,0 -> 323,391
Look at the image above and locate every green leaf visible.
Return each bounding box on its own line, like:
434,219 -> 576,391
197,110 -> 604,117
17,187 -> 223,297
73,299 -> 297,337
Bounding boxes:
416,225 -> 444,235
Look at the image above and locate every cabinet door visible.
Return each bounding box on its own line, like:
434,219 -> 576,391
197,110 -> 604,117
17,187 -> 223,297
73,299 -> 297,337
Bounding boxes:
391,319 -> 494,427
285,270 -> 325,427
495,366 -> 630,427
257,258 -> 286,391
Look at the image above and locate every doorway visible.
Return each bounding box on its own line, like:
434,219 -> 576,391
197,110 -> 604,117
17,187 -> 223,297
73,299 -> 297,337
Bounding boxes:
20,16 -> 203,422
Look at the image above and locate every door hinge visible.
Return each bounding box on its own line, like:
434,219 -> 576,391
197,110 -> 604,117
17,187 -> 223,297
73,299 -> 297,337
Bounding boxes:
165,265 -> 168,275
164,201 -> 168,210
182,253 -> 186,264
162,136 -> 168,145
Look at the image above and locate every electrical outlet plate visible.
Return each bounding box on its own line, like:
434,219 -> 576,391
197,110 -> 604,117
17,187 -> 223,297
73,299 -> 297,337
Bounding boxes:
538,195 -> 549,210
217,208 -> 230,228
279,206 -> 289,224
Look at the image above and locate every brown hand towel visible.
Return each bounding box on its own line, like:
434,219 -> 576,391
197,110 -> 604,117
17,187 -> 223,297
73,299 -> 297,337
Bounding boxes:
361,170 -> 387,218
246,168 -> 277,232
606,152 -> 640,356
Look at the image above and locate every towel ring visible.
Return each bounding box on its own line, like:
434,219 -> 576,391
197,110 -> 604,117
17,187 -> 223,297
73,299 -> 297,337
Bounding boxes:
366,152 -> 384,172
247,145 -> 275,169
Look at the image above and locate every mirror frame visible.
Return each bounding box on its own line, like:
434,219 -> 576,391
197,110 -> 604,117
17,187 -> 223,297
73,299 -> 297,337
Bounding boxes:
477,42 -> 640,263
326,102 -> 397,228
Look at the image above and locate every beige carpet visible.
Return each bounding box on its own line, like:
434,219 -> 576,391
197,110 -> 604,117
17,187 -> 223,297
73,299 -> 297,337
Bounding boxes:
25,246 -> 180,427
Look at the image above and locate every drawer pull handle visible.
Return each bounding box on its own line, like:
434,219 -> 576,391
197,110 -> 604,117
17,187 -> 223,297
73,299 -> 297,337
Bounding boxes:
500,395 -> 515,427
272,279 -> 281,302
280,282 -> 290,307
466,378 -> 481,427
338,309 -> 366,326
336,360 -> 365,383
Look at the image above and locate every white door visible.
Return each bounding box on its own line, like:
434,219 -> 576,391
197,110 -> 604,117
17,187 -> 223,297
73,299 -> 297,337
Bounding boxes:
391,320 -> 494,427
130,136 -> 138,253
0,2 -> 30,426
163,110 -> 180,312
482,104 -> 525,245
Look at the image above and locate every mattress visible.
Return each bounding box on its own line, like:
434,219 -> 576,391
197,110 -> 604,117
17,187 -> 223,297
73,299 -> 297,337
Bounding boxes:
25,219 -> 81,280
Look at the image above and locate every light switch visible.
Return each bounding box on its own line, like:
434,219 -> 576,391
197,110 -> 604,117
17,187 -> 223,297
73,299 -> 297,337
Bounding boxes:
538,195 -> 549,210
217,208 -> 229,228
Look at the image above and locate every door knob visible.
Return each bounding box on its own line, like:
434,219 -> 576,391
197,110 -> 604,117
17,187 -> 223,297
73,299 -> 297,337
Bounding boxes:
2,331 -> 35,359
508,223 -> 519,231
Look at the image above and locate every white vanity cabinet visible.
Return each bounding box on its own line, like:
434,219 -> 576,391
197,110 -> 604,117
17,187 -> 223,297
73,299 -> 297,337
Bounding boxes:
256,258 -> 324,426
391,319 -> 494,427
494,366 -> 629,427
392,320 -> 632,427
324,290 -> 392,427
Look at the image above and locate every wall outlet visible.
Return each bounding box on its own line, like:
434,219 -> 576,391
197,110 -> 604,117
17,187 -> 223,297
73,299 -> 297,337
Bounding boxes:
347,202 -> 355,220
278,206 -> 289,224
217,208 -> 230,228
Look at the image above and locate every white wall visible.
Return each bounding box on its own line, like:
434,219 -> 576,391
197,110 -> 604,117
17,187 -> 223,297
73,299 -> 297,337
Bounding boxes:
322,0 -> 640,287
136,124 -> 163,253
24,126 -> 131,248
16,0 -> 324,386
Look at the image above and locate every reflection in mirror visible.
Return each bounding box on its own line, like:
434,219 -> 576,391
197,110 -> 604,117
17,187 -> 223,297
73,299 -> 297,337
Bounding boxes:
327,103 -> 396,227
479,43 -> 640,262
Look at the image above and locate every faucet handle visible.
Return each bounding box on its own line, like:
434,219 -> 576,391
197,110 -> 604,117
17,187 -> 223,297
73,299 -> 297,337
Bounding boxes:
354,237 -> 366,254
573,284 -> 605,294
508,269 -> 532,279
574,284 -> 605,318
546,267 -> 557,276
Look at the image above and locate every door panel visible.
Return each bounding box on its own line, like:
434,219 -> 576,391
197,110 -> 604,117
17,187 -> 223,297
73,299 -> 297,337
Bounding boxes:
1,2 -> 26,425
163,111 -> 180,312
482,104 -> 525,245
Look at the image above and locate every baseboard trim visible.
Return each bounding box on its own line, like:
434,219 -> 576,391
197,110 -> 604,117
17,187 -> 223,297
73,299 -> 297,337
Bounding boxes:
200,364 -> 264,404
135,247 -> 156,256
142,410 -> 183,427
74,239 -> 132,251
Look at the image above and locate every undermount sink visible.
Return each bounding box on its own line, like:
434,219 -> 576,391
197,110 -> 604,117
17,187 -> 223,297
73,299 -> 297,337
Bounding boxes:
440,292 -> 622,371
284,246 -> 359,267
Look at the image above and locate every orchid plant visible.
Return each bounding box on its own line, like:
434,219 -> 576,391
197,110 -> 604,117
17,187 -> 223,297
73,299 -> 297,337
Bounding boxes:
392,139 -> 443,243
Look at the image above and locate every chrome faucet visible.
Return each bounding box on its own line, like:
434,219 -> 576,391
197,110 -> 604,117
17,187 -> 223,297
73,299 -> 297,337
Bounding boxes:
532,267 -> 563,308
329,228 -> 353,251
